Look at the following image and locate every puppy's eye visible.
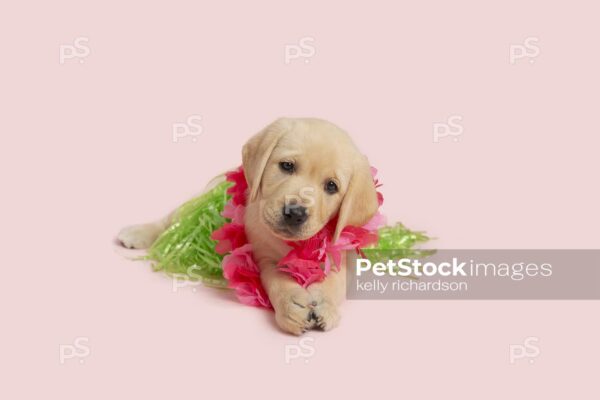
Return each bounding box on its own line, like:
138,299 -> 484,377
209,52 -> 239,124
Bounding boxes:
325,180 -> 338,194
279,161 -> 295,173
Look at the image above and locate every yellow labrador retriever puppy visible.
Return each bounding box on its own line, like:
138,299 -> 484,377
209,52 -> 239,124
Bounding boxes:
118,118 -> 379,335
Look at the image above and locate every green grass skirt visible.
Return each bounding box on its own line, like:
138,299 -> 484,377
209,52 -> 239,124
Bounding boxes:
145,181 -> 431,288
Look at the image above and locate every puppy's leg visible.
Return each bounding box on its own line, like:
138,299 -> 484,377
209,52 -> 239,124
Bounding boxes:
261,265 -> 317,335
117,212 -> 173,249
117,174 -> 226,249
307,263 -> 346,331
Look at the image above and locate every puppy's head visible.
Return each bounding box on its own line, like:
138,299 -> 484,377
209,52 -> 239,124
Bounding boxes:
242,118 -> 379,241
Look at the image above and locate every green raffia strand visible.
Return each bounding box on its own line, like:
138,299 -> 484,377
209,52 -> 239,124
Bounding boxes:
145,180 -> 232,288
144,182 -> 433,288
363,224 -> 435,277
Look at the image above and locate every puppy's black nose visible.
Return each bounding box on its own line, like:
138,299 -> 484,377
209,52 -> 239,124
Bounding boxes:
282,205 -> 308,226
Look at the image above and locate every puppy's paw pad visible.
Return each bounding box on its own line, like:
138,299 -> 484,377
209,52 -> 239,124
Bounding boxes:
117,224 -> 161,249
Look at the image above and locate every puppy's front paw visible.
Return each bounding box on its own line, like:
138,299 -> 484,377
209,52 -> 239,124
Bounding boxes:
117,223 -> 162,249
307,288 -> 341,331
273,288 -> 317,336
313,300 -> 341,331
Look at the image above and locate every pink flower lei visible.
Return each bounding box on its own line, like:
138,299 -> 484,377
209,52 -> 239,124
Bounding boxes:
211,166 -> 385,309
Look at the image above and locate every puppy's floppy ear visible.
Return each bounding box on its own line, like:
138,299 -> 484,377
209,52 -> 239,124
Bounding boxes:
333,155 -> 379,242
242,119 -> 289,201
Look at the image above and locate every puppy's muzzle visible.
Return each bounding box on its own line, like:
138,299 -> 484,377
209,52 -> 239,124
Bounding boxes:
282,205 -> 308,227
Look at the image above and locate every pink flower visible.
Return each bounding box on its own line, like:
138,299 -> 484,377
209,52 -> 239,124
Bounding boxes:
361,212 -> 387,232
324,226 -> 377,268
222,203 -> 245,224
222,244 -> 271,308
225,166 -> 248,206
278,257 -> 326,288
370,166 -> 384,205
277,231 -> 331,287
277,209 -> 384,286
211,222 -> 247,254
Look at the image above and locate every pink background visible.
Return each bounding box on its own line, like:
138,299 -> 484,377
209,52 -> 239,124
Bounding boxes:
2,1 -> 599,398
